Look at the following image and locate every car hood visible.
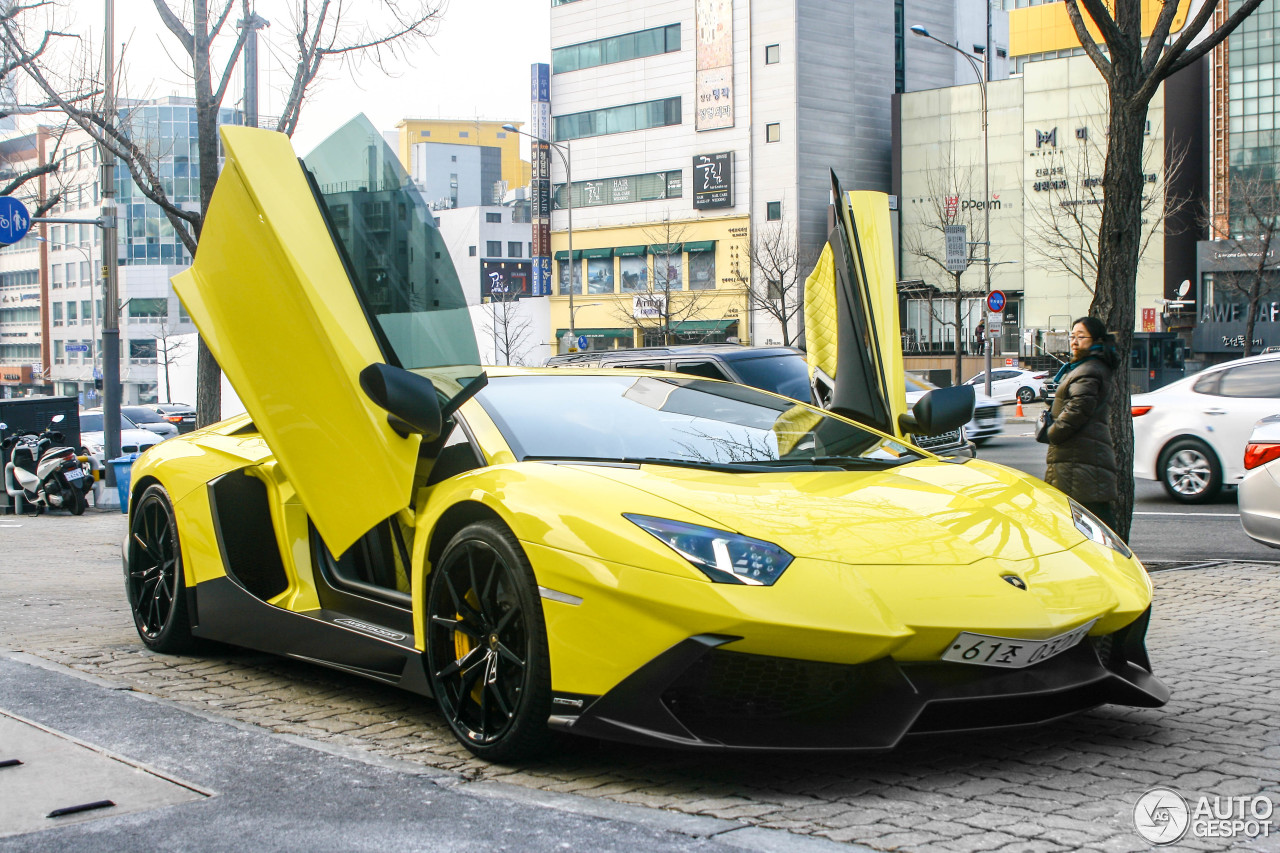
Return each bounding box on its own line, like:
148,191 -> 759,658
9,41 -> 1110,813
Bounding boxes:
575,457 -> 1083,565
80,428 -> 160,448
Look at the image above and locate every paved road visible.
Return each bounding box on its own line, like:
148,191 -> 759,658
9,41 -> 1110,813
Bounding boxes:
2,504 -> 1278,852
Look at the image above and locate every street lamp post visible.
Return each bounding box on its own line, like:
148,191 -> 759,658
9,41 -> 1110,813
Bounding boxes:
502,124 -> 577,347
911,25 -> 993,398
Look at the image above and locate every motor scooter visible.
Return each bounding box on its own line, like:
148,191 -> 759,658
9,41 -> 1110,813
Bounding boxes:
1,416 -> 91,515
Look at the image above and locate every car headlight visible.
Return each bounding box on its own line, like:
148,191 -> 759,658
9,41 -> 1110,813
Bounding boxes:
84,442 -> 103,457
624,514 -> 794,586
1070,499 -> 1132,559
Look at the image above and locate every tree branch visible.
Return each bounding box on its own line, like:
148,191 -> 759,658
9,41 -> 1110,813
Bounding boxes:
150,0 -> 195,55
1062,0 -> 1113,79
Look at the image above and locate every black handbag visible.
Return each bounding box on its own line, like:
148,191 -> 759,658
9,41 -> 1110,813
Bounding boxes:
1035,409 -> 1053,444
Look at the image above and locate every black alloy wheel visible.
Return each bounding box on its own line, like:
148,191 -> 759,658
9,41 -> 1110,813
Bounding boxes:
126,484 -> 198,653
425,520 -> 552,761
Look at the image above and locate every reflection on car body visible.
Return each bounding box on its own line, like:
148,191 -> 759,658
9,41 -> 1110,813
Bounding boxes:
120,117 -> 1167,762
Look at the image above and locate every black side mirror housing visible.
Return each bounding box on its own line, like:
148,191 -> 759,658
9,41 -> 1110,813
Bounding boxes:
359,363 -> 443,441
898,384 -> 975,437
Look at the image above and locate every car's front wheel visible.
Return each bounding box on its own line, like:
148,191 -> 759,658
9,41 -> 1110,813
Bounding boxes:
1159,438 -> 1222,503
1016,386 -> 1036,404
425,520 -> 552,761
126,484 -> 198,652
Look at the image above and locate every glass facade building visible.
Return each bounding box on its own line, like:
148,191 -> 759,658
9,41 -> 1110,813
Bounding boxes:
1228,2 -> 1279,187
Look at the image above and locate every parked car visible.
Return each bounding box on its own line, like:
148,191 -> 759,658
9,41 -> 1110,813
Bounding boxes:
136,402 -> 198,434
1240,414 -> 1280,549
546,344 -> 975,455
121,405 -> 180,439
906,374 -> 1004,445
78,410 -> 163,462
1132,352 -> 1280,503
963,368 -> 1048,404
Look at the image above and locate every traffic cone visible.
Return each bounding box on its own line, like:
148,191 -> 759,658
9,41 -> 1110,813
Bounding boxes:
1015,398 -> 1024,418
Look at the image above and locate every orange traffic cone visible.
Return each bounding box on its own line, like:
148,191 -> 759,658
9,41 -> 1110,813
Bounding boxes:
1015,398 -> 1024,418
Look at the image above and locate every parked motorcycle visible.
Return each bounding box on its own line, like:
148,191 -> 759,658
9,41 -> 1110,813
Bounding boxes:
1,416 -> 92,516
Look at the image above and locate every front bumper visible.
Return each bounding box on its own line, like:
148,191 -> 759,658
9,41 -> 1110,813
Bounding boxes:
552,608 -> 1167,752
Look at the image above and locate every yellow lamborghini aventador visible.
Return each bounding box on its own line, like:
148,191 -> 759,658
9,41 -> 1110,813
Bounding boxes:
122,117 -> 1166,761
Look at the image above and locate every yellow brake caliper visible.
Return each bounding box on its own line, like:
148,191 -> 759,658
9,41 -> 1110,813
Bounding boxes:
454,590 -> 484,704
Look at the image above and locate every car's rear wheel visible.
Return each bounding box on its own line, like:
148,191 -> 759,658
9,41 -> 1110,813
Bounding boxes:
1016,386 -> 1036,404
1159,438 -> 1222,503
425,520 -> 552,762
126,484 -> 198,652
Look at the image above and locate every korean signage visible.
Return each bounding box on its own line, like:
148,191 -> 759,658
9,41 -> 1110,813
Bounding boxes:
482,261 -> 531,300
633,293 -> 667,319
695,0 -> 734,131
944,225 -> 968,272
692,152 -> 733,209
530,63 -> 553,296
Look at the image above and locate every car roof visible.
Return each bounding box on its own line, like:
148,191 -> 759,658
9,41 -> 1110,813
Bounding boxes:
544,344 -> 802,365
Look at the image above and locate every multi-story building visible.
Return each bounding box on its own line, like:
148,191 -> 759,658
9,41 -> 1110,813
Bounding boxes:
546,0 -> 998,352
393,119 -> 530,201
0,128 -> 49,398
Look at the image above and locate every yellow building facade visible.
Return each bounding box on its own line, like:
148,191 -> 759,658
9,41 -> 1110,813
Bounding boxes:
393,118 -> 531,189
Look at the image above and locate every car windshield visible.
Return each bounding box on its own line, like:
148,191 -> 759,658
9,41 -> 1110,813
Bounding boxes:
80,413 -> 138,431
299,115 -> 481,394
123,407 -> 165,424
476,375 -> 921,469
731,353 -> 814,402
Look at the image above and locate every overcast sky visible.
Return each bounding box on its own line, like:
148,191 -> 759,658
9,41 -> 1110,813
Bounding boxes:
112,1 -> 551,155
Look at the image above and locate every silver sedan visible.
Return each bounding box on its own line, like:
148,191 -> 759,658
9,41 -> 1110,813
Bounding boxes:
1240,414 -> 1280,549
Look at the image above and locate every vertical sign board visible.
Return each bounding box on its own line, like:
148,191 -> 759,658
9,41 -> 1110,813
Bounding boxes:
530,63 -> 553,296
695,0 -> 734,131
944,224 -> 968,272
693,152 -> 733,209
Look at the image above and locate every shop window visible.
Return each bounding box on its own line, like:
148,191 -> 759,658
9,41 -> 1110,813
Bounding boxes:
654,254 -> 682,290
587,257 -> 614,293
619,255 -> 648,291
688,252 -> 715,290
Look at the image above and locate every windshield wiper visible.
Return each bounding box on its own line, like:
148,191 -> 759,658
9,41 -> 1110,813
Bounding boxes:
521,455 -> 843,474
757,454 -> 919,469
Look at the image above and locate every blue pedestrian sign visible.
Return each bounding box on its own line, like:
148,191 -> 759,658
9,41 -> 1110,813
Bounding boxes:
576,335 -> 589,351
986,290 -> 1006,313
0,196 -> 31,245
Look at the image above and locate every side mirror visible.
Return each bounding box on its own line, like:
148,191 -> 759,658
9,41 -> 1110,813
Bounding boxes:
359,363 -> 443,441
898,384 -> 975,437
51,414 -> 65,424
0,422 -> 7,431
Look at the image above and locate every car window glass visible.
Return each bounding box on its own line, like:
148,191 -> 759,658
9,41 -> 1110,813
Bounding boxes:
476,375 -> 912,465
299,115 -> 480,389
731,353 -> 814,402
608,361 -> 666,371
1218,361 -> 1280,398
1192,372 -> 1220,395
673,361 -> 730,381
123,407 -> 165,424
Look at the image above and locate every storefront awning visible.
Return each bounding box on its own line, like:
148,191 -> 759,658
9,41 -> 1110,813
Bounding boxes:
553,250 -> 583,261
614,245 -> 647,257
555,327 -> 634,339
683,240 -> 716,253
582,247 -> 614,259
669,319 -> 736,333
649,243 -> 683,254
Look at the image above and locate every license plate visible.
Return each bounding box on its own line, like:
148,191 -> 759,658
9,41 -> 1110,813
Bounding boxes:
64,468 -> 84,481
941,619 -> 1097,669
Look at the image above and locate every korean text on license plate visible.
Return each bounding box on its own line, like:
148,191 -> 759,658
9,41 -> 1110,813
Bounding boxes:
941,619 -> 1098,669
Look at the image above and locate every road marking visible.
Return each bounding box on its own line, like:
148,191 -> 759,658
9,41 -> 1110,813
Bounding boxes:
0,524 -> 21,528
1134,511 -> 1239,518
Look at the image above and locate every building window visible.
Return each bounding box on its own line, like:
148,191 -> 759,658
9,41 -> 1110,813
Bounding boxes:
66,301 -> 77,323
765,44 -> 780,65
52,302 -> 62,325
767,201 -> 782,221
528,243 -> 534,257
553,24 -> 681,74
766,123 -> 781,143
496,132 -> 507,138
459,131 -> 469,138
486,212 -> 503,223
508,241 -> 523,258
129,339 -> 158,364
768,279 -> 783,301
554,97 -> 682,142
689,250 -> 715,290
81,300 -> 91,323
420,130 -> 430,137
128,297 -> 168,323
486,240 -> 502,257
554,169 -> 683,210
469,246 -> 477,256
51,265 -> 63,289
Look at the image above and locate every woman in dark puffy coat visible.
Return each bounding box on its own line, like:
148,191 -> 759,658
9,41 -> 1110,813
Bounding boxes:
1045,315 -> 1121,531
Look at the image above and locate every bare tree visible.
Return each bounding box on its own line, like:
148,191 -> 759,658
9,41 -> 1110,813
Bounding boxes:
730,222 -> 810,347
1,0 -> 446,426
152,323 -> 191,402
614,218 -> 720,345
1061,0 -> 1264,539
902,142 -> 989,384
482,287 -> 533,367
1203,171 -> 1280,358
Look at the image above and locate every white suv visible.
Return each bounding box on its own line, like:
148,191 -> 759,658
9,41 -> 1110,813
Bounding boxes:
1132,352 -> 1280,503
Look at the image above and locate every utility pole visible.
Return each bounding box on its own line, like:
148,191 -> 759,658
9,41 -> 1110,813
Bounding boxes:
101,0 -> 121,469
238,11 -> 269,128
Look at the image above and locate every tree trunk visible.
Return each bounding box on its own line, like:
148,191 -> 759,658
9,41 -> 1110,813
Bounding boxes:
193,0 -> 222,427
1091,89 -> 1147,542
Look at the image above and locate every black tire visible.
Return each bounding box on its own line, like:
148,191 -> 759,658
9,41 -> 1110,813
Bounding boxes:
425,520 -> 552,762
66,480 -> 86,516
1016,386 -> 1036,404
126,484 -> 198,652
1159,438 -> 1222,504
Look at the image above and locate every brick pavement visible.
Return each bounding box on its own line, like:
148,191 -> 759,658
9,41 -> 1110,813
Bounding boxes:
2,511 -> 1277,852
